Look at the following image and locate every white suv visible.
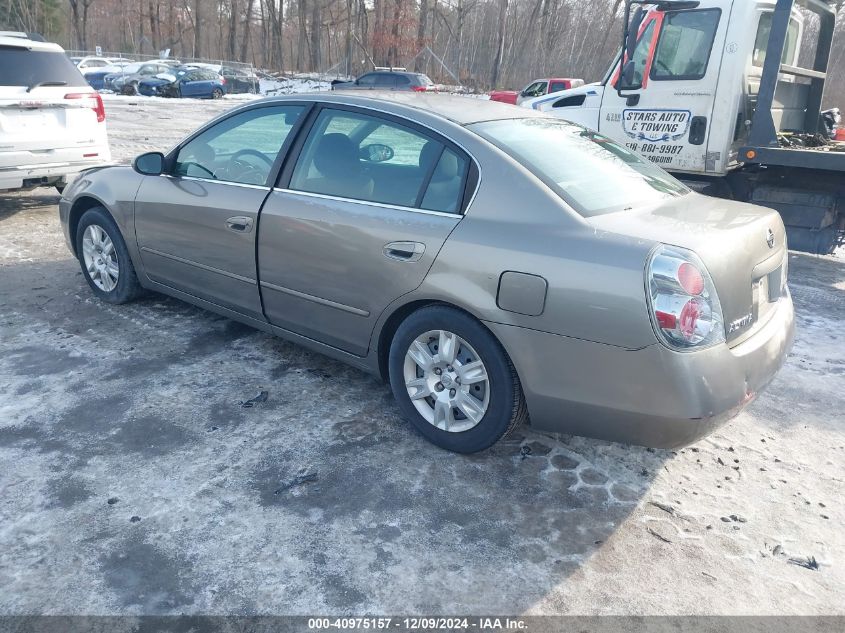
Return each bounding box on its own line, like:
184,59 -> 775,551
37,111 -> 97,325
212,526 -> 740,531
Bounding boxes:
0,34 -> 110,191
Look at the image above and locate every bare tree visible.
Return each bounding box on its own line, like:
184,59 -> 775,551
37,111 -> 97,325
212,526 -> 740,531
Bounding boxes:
489,0 -> 508,87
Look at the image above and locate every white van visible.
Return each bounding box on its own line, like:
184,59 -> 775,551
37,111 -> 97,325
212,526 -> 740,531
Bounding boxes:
0,34 -> 110,191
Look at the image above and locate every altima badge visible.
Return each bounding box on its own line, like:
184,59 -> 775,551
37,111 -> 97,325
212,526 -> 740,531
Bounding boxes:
766,228 -> 775,249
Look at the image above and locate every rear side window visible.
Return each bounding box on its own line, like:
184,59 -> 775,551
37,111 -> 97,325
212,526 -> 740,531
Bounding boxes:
373,74 -> 396,87
289,108 -> 468,213
549,81 -> 568,93
0,47 -> 87,87
753,12 -> 801,68
421,148 -> 468,213
651,9 -> 721,80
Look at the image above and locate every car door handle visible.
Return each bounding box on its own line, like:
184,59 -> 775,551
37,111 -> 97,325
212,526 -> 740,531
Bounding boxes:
226,216 -> 253,233
383,241 -> 425,262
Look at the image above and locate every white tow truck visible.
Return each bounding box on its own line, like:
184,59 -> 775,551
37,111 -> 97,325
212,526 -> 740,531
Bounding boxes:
525,0 -> 845,254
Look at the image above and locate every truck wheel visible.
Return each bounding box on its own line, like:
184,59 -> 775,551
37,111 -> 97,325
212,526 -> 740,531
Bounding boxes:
388,306 -> 528,453
75,207 -> 143,304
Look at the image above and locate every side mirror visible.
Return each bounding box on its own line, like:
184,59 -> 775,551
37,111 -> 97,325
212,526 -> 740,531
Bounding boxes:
618,5 -> 645,96
626,8 -> 645,59
619,60 -> 637,90
360,143 -> 394,163
133,151 -> 165,176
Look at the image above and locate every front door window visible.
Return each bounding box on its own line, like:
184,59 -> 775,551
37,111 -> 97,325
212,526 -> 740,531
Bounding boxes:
174,106 -> 304,186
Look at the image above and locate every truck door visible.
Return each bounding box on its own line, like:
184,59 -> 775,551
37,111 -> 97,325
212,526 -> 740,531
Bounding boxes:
599,4 -> 728,174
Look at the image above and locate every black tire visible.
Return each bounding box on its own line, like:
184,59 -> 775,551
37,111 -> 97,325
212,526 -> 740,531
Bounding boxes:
212,88 -> 224,99
75,206 -> 143,304
388,305 -> 528,453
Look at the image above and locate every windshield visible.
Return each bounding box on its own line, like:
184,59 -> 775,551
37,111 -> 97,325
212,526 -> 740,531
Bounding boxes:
469,118 -> 689,217
0,48 -> 87,87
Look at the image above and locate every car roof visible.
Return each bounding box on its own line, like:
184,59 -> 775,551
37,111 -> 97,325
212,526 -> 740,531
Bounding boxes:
0,35 -> 64,52
363,70 -> 425,78
258,92 -> 544,126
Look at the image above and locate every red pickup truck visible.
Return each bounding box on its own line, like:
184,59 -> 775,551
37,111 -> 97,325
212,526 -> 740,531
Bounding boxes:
489,78 -> 584,106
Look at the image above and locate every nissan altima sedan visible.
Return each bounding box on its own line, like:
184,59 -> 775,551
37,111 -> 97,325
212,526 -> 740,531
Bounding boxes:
58,93 -> 794,453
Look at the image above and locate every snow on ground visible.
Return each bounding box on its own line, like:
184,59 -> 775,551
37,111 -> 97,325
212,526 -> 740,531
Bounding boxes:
0,98 -> 842,616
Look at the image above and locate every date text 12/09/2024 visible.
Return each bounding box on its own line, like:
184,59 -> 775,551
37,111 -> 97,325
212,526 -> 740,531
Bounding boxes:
307,617 -> 528,630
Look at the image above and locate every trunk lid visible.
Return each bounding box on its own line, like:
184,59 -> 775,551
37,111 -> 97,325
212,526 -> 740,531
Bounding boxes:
588,193 -> 788,346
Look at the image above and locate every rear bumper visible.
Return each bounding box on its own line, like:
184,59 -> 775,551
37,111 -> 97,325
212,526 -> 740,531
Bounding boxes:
487,292 -> 795,448
0,150 -> 110,191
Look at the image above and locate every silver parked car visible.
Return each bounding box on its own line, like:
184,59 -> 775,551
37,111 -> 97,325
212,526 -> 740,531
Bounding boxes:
59,93 -> 794,453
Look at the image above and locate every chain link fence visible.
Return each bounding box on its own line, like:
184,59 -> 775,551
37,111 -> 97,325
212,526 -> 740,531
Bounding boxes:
64,49 -> 256,73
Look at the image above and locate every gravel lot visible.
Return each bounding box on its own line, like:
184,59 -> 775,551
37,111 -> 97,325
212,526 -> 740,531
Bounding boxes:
1,97 -> 843,616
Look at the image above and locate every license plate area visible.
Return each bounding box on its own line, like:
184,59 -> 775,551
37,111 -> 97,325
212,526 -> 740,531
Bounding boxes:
753,266 -> 782,324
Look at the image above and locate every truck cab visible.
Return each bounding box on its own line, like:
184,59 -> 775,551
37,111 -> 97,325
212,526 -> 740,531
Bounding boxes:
529,0 -> 844,253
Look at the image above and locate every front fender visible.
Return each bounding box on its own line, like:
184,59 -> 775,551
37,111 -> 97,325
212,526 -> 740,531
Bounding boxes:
59,166 -> 145,269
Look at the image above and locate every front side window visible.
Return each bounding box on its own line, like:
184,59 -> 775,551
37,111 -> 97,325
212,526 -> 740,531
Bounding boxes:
356,74 -> 377,87
651,9 -> 721,80
752,12 -> 801,68
470,118 -> 689,217
289,108 -> 468,212
174,105 -> 304,185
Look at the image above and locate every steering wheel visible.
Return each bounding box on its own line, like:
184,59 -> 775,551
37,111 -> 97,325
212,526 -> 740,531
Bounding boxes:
225,149 -> 275,185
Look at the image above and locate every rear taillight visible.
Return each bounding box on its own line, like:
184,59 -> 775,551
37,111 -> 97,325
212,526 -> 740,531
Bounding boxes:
65,91 -> 106,123
412,85 -> 427,92
220,77 -> 226,84
647,245 -> 724,350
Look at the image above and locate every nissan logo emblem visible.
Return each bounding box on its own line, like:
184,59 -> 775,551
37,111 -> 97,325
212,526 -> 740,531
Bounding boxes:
766,228 -> 775,249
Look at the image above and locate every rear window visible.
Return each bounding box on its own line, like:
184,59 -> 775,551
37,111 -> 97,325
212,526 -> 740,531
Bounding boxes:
469,118 -> 689,217
0,47 -> 87,87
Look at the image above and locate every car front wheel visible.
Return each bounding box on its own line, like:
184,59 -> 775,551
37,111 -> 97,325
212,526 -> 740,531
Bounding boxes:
389,306 -> 528,453
75,207 -> 143,304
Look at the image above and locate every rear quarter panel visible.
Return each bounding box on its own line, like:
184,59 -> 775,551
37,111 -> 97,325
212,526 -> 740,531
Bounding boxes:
373,134 -> 660,353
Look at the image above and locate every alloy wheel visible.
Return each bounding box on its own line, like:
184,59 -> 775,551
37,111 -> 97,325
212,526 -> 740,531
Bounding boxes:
81,224 -> 119,292
403,329 -> 490,433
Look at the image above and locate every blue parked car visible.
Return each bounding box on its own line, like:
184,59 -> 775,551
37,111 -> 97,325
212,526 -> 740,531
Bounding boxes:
138,67 -> 226,99
84,64 -> 128,90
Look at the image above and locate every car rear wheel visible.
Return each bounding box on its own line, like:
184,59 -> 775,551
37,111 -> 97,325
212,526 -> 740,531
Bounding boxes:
389,306 -> 528,453
212,88 -> 223,99
75,207 -> 143,304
